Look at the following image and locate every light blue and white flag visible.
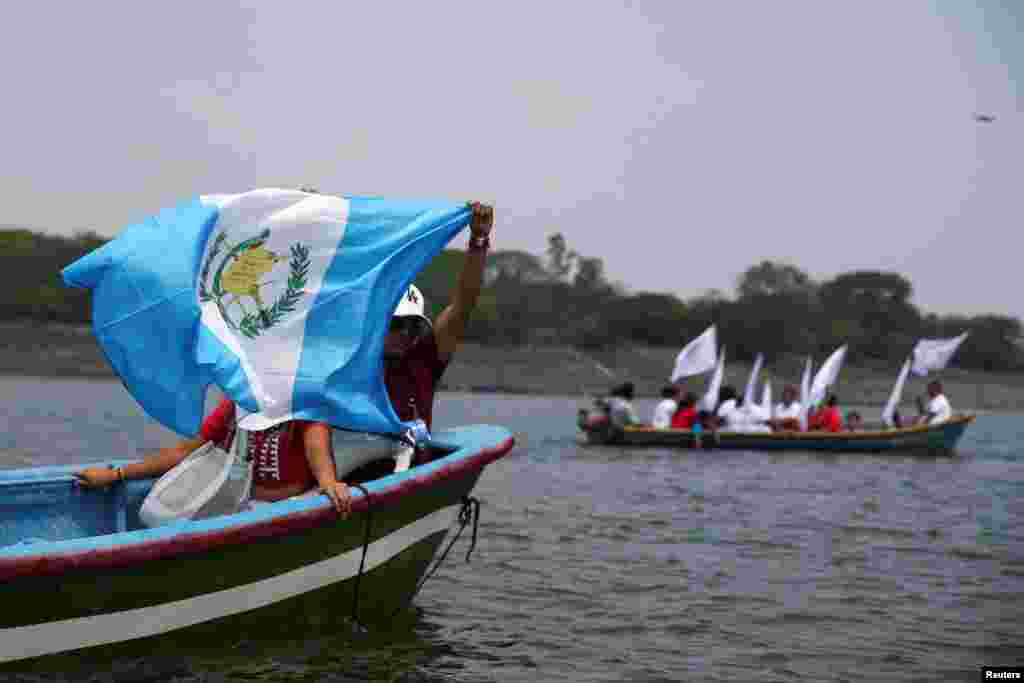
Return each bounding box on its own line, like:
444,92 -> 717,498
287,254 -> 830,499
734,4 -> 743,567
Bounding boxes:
63,189 -> 472,437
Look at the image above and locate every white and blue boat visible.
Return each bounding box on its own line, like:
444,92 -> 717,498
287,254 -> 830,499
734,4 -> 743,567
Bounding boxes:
0,425 -> 513,665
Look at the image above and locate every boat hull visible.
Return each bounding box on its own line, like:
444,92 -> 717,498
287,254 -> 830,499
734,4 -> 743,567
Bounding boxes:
0,424 -> 514,665
579,413 -> 974,453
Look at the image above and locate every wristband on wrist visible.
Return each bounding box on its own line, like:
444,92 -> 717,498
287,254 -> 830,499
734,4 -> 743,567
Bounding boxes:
468,234 -> 490,251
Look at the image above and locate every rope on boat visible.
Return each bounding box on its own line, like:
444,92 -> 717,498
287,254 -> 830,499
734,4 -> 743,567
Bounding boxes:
462,496 -> 481,563
349,483 -> 373,632
384,495 -> 481,622
390,495 -> 481,618
347,489 -> 481,629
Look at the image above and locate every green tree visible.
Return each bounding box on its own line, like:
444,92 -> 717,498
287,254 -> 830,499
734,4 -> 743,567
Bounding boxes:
737,261 -> 814,300
819,271 -> 920,358
545,233 -> 577,282
484,249 -> 549,287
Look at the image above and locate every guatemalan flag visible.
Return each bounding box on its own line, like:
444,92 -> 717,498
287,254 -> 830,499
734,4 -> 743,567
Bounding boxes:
62,189 -> 472,437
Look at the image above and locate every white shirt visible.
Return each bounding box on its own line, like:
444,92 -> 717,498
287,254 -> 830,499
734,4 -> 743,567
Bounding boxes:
927,394 -> 952,424
774,401 -> 802,421
718,399 -> 771,433
607,397 -> 639,429
652,399 -> 678,429
742,403 -> 770,423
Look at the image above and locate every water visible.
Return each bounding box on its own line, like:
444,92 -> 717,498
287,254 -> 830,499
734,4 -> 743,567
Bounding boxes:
2,377 -> 1022,681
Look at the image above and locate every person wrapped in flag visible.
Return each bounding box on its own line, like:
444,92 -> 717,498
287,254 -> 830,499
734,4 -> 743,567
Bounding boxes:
68,189 -> 494,517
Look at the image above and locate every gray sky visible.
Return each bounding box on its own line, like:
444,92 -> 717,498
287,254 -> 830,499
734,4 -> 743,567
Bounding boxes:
4,1 -> 1021,319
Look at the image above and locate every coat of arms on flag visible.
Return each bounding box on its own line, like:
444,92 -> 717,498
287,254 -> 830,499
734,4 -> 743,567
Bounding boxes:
198,228 -> 311,338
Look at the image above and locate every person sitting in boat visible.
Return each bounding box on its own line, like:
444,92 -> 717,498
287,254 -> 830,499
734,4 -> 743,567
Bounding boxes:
670,392 -> 700,429
651,385 -> 680,429
73,202 -> 496,507
845,411 -> 863,431
695,409 -> 717,432
74,410 -> 353,515
716,386 -> 772,433
808,394 -> 843,432
916,380 -> 952,425
605,382 -> 641,430
769,385 -> 803,431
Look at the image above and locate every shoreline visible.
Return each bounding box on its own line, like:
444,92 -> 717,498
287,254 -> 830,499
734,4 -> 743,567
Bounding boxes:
4,322 -> 1024,412
1,374 -> 1015,415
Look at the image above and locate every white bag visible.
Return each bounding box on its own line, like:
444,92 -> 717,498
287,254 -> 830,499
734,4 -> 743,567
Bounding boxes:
139,429 -> 253,528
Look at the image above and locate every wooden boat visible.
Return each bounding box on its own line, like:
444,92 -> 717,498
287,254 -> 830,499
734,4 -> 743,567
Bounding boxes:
0,425 -> 514,666
578,410 -> 973,453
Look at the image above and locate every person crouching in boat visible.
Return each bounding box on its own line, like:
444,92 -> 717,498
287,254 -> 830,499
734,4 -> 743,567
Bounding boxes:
808,394 -> 843,432
768,385 -> 802,431
73,202 -> 496,510
915,380 -> 952,425
651,385 -> 680,429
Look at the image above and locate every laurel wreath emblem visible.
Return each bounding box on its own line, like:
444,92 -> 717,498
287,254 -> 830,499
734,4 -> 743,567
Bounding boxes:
199,231 -> 310,339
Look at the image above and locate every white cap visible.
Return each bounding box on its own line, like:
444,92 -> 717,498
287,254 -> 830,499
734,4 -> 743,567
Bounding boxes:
392,284 -> 431,324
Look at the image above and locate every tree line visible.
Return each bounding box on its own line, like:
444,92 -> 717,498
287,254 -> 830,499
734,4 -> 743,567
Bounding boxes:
4,228 -> 1022,372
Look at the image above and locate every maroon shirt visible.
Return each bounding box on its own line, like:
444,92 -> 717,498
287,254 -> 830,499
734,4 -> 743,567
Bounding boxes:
383,334 -> 449,430
199,400 -> 315,492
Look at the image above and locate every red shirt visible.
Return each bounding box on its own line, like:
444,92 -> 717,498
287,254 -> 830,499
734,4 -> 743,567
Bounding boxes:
809,406 -> 842,432
199,400 -> 315,492
671,405 -> 698,429
384,334 -> 449,430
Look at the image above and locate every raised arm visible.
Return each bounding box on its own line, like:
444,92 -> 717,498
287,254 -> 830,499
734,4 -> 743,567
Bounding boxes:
433,202 -> 494,360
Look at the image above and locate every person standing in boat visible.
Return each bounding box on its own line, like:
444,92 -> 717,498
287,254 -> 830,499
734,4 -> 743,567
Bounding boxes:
769,384 -> 803,431
916,380 -> 953,425
73,202 -> 495,509
651,385 -> 680,429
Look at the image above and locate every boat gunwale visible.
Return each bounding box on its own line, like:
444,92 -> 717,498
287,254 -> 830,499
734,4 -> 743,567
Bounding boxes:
0,426 -> 514,581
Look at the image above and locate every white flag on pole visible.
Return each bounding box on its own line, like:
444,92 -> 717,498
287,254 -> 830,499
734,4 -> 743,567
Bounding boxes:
743,353 -> 764,408
798,357 -> 813,431
671,325 -> 718,381
699,347 -> 725,412
809,345 -> 848,408
760,380 -> 772,422
912,333 -> 968,376
882,357 -> 912,427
